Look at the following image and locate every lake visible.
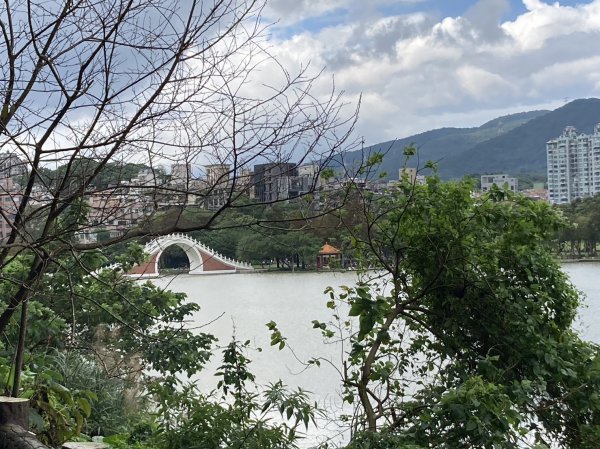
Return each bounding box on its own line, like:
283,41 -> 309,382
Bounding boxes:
563,262 -> 600,342
151,263 -> 600,447
152,271 -> 355,401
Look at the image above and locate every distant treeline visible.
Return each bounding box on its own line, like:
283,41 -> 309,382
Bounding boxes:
556,195 -> 600,258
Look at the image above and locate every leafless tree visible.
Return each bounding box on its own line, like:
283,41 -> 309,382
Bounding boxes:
0,0 -> 358,401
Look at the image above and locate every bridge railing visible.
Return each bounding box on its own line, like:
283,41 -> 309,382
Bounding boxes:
143,233 -> 253,269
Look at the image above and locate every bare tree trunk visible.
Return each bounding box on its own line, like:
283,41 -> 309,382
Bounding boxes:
11,300 -> 28,397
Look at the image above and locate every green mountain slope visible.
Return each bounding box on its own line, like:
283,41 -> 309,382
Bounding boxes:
347,98 -> 600,180
344,110 -> 549,179
441,98 -> 600,177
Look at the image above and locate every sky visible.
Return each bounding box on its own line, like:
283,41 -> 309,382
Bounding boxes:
257,0 -> 600,145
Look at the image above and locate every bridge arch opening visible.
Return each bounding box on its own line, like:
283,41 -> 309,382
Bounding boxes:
155,241 -> 204,275
158,245 -> 190,271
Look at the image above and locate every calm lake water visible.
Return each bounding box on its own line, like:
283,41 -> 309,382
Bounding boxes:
151,263 -> 600,447
152,271 -> 355,399
563,263 -> 600,342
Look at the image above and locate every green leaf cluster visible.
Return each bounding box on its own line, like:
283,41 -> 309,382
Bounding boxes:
321,169 -> 600,448
151,341 -> 318,449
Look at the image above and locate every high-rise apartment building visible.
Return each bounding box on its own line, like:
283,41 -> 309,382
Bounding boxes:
252,162 -> 322,203
547,124 -> 600,204
0,152 -> 27,178
0,177 -> 22,241
205,164 -> 230,185
253,162 -> 298,202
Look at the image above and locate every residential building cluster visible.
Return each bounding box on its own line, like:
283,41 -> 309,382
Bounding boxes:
547,124 -> 600,204
76,161 -> 327,242
0,156 -> 329,243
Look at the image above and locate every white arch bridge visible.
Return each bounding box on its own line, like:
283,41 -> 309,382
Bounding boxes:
128,233 -> 253,277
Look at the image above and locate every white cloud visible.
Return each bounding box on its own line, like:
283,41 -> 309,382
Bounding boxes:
457,65 -> 515,100
259,0 -> 600,143
530,55 -> 600,93
502,0 -> 600,50
395,34 -> 463,70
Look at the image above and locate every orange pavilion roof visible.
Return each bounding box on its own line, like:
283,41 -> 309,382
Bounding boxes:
319,243 -> 341,255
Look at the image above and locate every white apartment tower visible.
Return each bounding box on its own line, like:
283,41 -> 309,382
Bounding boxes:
547,124 -> 600,204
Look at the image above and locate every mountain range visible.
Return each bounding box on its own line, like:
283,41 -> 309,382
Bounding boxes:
345,98 -> 600,179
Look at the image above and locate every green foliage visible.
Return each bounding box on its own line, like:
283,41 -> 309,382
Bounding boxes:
421,376 -> 524,448
266,321 -> 287,350
17,362 -> 96,446
347,284 -> 390,341
236,227 -> 321,269
216,340 -> 257,398
556,194 -> 600,258
402,145 -> 416,157
100,417 -> 161,449
0,244 -> 218,444
323,169 -> 600,448
104,433 -> 158,449
321,168 -> 335,181
190,210 -> 255,258
39,351 -> 153,437
515,172 -> 546,190
153,340 -> 318,449
367,152 -> 384,167
38,158 -> 149,191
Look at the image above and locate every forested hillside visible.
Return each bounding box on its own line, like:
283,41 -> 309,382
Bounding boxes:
345,98 -> 600,179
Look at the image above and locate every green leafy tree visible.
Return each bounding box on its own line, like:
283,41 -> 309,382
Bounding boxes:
281,232 -> 321,269
190,210 -> 255,259
237,230 -> 284,267
317,172 -> 600,448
